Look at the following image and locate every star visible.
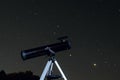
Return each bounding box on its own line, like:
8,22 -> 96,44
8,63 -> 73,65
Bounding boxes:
69,54 -> 72,57
56,25 -> 60,28
93,63 -> 97,67
104,61 -> 108,64
33,12 -> 39,15
53,32 -> 57,35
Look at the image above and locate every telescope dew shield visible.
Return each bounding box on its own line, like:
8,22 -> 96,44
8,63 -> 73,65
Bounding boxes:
21,40 -> 71,60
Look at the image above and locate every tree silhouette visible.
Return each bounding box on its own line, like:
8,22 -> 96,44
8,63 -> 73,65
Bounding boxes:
0,70 -> 39,80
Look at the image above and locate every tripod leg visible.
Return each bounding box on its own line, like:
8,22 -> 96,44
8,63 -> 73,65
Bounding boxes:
54,60 -> 67,80
40,60 -> 52,80
49,62 -> 53,75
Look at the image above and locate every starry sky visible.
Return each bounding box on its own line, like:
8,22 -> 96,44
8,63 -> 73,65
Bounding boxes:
0,0 -> 120,80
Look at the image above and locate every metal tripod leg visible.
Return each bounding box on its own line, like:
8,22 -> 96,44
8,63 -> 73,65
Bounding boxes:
54,60 -> 67,80
40,60 -> 52,80
40,59 -> 68,80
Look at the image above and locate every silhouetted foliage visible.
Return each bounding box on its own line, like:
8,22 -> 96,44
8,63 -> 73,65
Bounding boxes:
0,70 -> 39,80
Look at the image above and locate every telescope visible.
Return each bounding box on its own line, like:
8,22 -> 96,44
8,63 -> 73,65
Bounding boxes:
21,36 -> 71,60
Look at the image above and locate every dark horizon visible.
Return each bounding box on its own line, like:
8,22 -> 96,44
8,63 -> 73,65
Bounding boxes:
0,70 -> 39,80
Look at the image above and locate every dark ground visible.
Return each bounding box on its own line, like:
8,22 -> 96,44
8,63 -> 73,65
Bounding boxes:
0,70 -> 39,80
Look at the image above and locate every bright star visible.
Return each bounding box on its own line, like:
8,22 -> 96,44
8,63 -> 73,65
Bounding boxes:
93,63 -> 97,67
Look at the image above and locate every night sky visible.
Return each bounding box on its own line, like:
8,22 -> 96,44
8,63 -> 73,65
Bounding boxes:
0,0 -> 120,80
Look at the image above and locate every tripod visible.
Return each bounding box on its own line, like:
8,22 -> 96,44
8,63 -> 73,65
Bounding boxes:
39,47 -> 68,80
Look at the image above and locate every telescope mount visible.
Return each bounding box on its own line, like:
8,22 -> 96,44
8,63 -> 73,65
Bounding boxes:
39,47 -> 68,80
